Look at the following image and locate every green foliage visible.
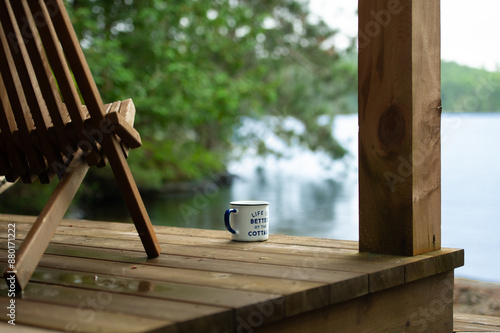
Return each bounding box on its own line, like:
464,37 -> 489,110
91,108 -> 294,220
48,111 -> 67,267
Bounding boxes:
442,61 -> 500,112
0,181 -> 58,215
66,0 -> 357,188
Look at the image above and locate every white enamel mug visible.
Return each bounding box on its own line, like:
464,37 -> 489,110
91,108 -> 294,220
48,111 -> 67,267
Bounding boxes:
224,201 -> 269,241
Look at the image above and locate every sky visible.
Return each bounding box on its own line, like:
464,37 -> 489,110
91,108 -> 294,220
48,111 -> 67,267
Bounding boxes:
309,0 -> 500,71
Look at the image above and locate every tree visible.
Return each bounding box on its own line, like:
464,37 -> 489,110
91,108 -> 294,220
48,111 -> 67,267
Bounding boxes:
441,61 -> 500,112
67,0 -> 357,189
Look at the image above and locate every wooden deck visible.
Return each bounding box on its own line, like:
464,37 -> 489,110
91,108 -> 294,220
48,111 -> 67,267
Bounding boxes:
454,313 -> 500,332
0,213 -> 479,332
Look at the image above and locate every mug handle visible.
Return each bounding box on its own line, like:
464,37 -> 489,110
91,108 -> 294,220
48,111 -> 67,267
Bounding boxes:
224,208 -> 237,234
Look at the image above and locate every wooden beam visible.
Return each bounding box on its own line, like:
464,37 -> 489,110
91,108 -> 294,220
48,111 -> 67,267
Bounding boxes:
358,0 -> 441,255
255,271 -> 454,333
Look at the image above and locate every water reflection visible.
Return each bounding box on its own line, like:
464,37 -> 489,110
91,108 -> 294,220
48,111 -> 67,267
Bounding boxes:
143,161 -> 356,240
146,186 -> 233,230
231,165 -> 345,237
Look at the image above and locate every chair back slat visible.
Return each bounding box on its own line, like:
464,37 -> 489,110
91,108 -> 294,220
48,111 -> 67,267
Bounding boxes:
0,5 -> 46,182
30,0 -> 107,166
25,0 -> 101,168
0,73 -> 29,180
0,0 -> 132,182
13,0 -> 72,153
26,0 -> 87,141
4,0 -> 68,182
48,0 -> 106,128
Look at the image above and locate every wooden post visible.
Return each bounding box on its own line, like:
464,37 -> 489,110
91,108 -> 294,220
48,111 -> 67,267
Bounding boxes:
358,0 -> 441,255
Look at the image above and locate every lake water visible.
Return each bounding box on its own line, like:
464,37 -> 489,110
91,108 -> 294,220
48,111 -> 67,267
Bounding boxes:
91,113 -> 500,283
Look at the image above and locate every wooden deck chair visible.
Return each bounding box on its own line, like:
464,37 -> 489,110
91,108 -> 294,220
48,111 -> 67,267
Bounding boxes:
0,0 -> 161,292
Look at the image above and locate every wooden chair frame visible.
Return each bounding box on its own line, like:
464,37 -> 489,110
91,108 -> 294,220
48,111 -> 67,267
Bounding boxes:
0,0 -> 160,292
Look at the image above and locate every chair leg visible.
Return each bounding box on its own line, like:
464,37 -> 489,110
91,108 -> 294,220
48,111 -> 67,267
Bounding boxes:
4,150 -> 89,292
102,134 -> 161,258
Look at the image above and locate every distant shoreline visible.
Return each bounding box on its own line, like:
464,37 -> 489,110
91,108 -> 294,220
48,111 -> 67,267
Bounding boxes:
454,277 -> 500,317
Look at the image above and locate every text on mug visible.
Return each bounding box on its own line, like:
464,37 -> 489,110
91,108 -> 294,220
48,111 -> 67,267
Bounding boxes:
251,218 -> 267,224
251,210 -> 267,217
248,230 -> 268,236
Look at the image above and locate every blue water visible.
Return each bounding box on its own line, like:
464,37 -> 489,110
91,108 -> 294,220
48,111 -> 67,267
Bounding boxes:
441,113 -> 500,283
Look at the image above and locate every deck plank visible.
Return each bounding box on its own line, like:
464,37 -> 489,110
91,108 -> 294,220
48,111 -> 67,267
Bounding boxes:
3,221 -> 360,255
0,214 -> 464,332
0,246 -> 346,317
2,227 -> 402,294
0,296 -> 171,332
453,313 -> 500,332
0,246 -> 362,294
0,219 -> 463,293
0,214 -> 359,249
0,262 -> 286,324
0,279 -> 232,324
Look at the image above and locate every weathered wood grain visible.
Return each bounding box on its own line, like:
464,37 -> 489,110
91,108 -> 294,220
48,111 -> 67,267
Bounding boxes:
0,244 -> 360,317
0,296 -> 171,333
0,238 -> 358,284
0,227 -> 404,289
358,0 -> 441,256
0,278 -> 231,324
106,99 -> 142,149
